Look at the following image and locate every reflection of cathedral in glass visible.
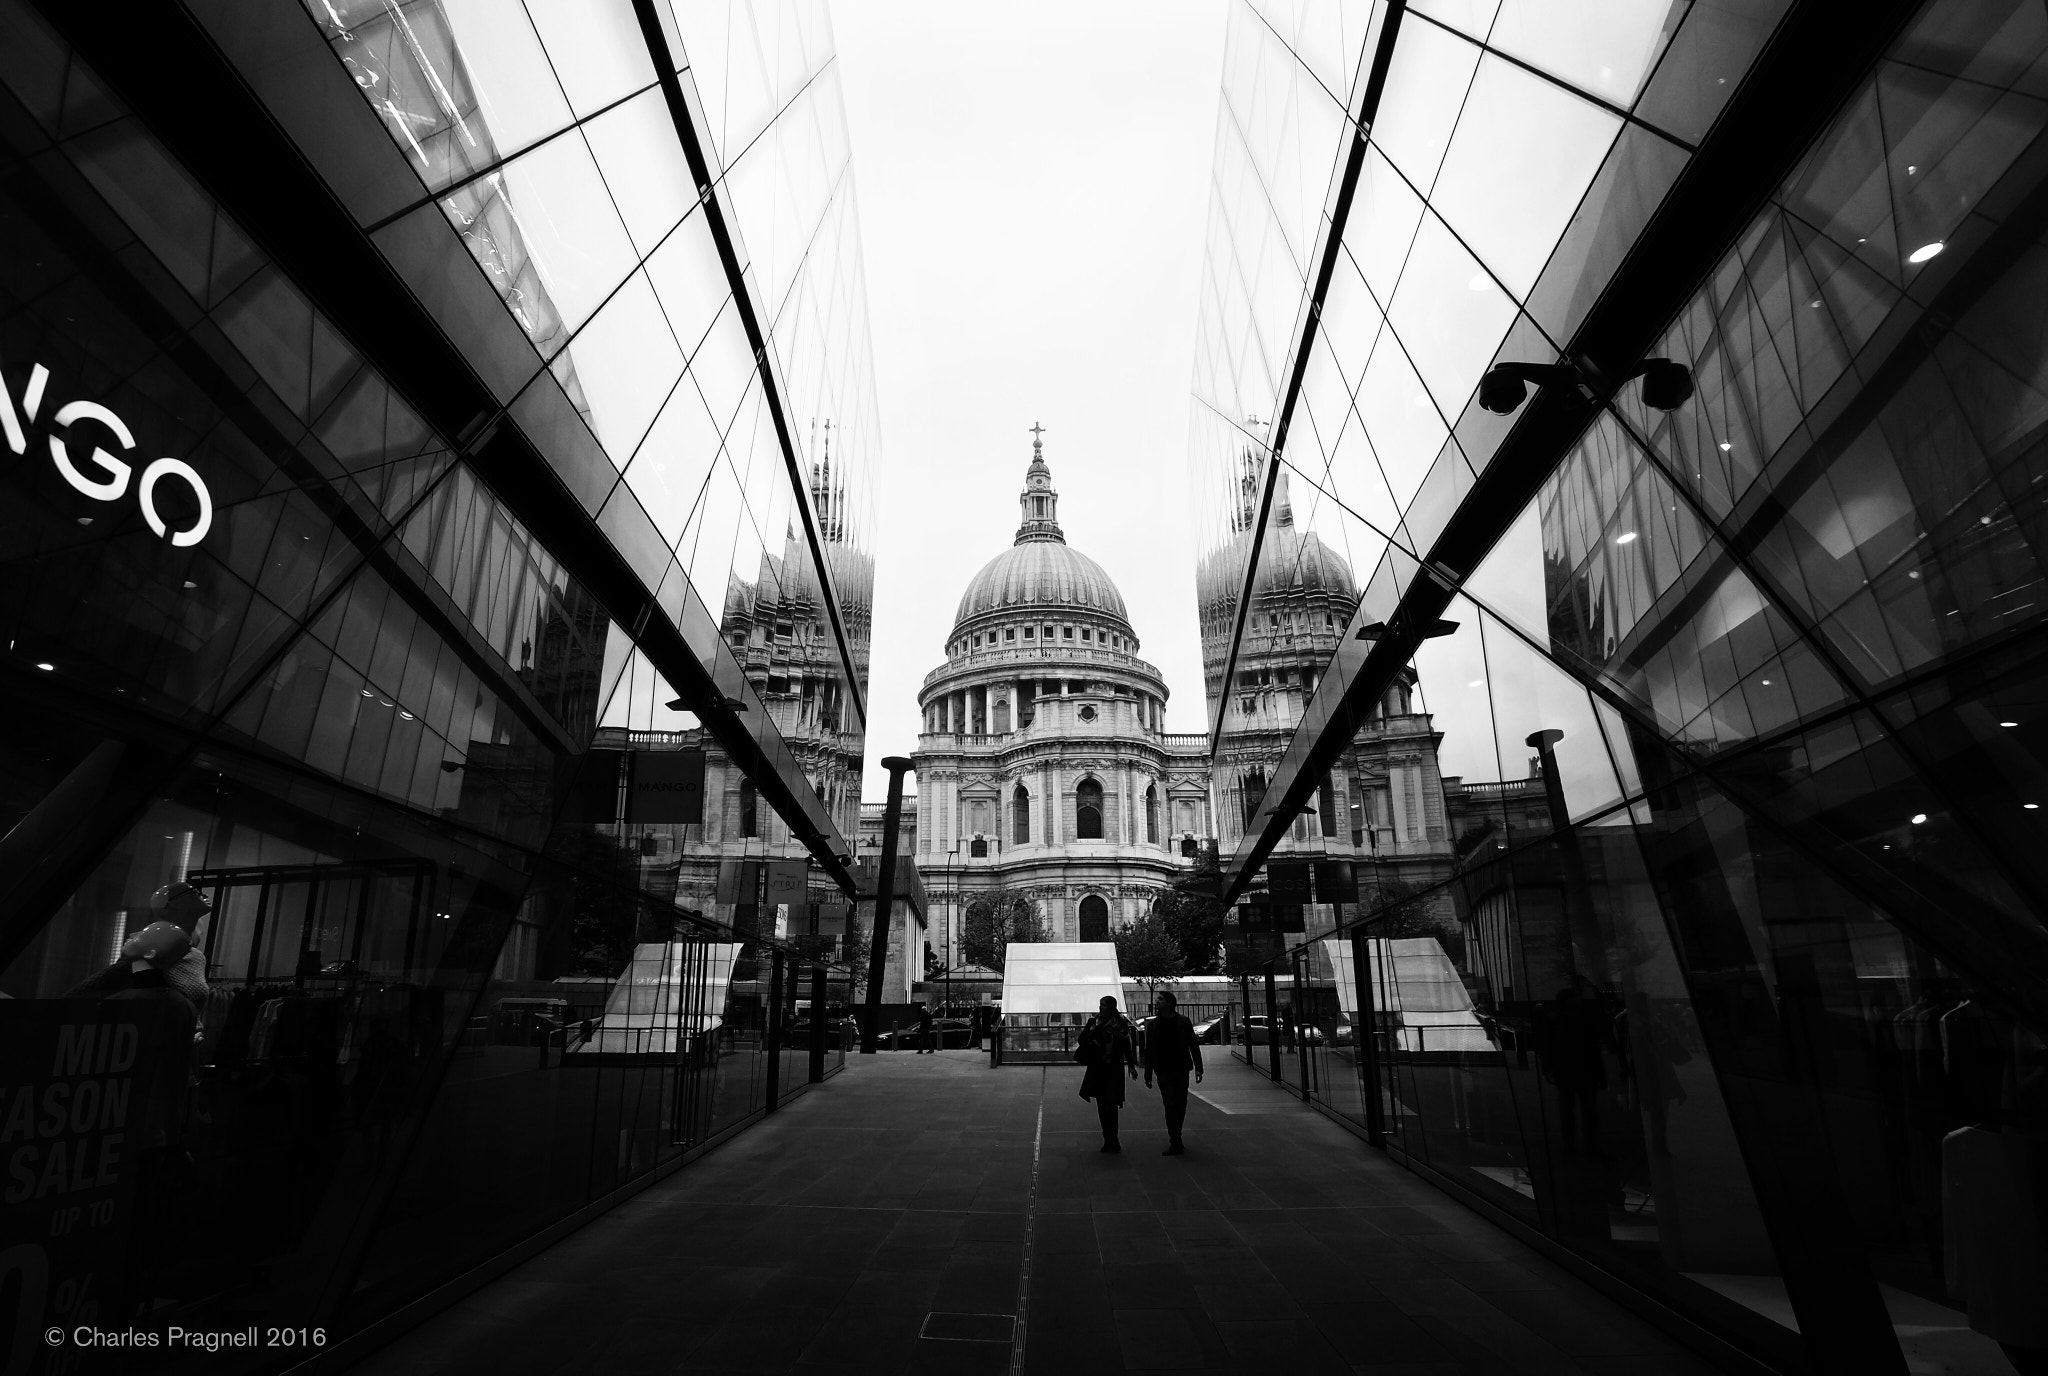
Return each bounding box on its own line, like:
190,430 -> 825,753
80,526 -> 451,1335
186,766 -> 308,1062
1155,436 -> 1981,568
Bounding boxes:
719,434 -> 870,836
1198,435 -> 1455,944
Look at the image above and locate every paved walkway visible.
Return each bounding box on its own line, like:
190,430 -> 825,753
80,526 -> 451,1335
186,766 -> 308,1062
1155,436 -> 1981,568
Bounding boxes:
354,1052 -> 1727,1375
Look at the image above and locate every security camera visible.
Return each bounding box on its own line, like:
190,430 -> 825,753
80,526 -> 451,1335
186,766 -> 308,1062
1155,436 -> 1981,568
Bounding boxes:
1637,358 -> 1694,411
1477,366 -> 1528,415
1477,361 -> 1579,415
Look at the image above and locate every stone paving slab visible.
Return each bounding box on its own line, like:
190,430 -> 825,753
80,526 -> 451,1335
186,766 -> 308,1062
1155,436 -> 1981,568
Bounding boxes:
351,1051 -> 1730,1375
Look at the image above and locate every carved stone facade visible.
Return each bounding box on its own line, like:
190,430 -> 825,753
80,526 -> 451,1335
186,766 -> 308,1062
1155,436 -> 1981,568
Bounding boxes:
912,437 -> 1212,957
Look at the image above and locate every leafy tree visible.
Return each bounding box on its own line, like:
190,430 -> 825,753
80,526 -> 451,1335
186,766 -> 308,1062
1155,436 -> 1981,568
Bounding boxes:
1359,878 -> 1463,965
959,886 -> 1048,973
841,907 -> 870,997
1112,910 -> 1186,992
1150,885 -> 1227,976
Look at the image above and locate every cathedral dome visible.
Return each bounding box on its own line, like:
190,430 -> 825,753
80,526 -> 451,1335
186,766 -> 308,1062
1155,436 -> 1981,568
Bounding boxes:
949,432 -> 1135,640
954,540 -> 1131,634
1195,471 -> 1356,612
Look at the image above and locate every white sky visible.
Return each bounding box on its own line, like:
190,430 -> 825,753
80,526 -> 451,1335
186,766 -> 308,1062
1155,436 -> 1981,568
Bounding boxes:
832,1 -> 1229,800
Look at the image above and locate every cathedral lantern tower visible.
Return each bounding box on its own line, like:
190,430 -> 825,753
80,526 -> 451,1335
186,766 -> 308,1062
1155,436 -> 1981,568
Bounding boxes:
1016,423 -> 1063,543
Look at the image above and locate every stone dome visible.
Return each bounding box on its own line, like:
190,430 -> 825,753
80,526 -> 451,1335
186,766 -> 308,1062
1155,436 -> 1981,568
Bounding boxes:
954,539 -> 1131,635
1195,472 -> 1356,612
948,435 -> 1136,641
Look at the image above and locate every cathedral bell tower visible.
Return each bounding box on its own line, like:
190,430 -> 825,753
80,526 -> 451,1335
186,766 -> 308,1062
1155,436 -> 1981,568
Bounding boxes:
1016,421 -> 1064,545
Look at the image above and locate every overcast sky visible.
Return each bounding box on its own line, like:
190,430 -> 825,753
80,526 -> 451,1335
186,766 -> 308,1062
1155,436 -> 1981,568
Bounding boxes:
833,1 -> 1228,800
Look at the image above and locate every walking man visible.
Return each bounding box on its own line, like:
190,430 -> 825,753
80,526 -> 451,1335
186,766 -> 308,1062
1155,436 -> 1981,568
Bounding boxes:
1142,991 -> 1204,1155
915,1000 -> 936,1054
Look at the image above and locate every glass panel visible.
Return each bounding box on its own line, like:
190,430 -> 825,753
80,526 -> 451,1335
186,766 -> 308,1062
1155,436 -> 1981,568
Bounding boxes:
582,88 -> 698,256
440,0 -> 576,154
1427,53 -> 1623,300
1384,208 -> 1520,415
1353,325 -> 1450,514
622,375 -> 725,547
1484,0 -> 1682,109
522,0 -> 659,118
479,131 -> 639,339
1369,15 -> 1480,192
551,268 -> 685,469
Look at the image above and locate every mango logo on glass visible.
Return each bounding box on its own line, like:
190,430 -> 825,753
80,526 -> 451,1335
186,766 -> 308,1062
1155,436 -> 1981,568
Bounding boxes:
1,361 -> 212,546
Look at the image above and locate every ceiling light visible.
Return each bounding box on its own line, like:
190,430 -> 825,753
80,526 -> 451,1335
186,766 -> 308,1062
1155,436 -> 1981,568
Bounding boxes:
1908,241 -> 1945,264
1615,532 -> 1638,545
1468,680 -> 1484,688
361,689 -> 375,697
2001,720 -> 2019,727
1467,273 -> 1490,291
1760,678 -> 1772,685
34,662 -> 53,671
2027,804 -> 2039,810
1910,813 -> 1928,824
181,581 -> 197,590
1718,441 -> 1732,451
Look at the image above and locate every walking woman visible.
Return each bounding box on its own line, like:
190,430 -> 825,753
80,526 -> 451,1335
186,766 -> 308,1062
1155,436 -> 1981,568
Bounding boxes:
1077,995 -> 1138,1152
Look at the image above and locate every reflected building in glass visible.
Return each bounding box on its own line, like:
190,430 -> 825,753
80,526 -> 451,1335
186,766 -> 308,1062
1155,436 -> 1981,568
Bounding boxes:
0,0 -> 878,1364
1191,2 -> 2048,1374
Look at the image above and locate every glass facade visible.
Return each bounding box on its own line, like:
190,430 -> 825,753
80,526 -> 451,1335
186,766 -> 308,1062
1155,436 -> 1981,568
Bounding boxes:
1195,3 -> 2048,1374
0,0 -> 874,1365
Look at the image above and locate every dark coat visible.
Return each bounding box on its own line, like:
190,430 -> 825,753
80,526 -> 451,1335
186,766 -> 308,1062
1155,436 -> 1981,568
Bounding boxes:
1142,1011 -> 1205,1077
1077,1014 -> 1137,1106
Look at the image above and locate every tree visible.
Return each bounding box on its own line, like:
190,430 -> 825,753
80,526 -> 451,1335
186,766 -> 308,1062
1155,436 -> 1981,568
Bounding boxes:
959,886 -> 1048,973
841,907 -> 870,998
1358,878 -> 1463,965
1151,885 -> 1228,976
1112,910 -> 1186,993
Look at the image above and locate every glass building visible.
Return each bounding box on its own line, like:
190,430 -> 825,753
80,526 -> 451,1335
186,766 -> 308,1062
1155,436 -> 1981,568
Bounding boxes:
0,0 -> 878,1363
1192,2 -> 2048,1374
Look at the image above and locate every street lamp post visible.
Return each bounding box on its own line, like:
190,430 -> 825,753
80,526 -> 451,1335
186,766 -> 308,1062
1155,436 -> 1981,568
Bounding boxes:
860,756 -> 913,1053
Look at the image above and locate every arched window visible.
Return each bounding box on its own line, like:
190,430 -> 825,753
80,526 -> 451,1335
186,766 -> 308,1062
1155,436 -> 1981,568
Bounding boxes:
1239,767 -> 1267,828
1079,894 -> 1109,941
1145,784 -> 1159,843
1076,778 -> 1103,840
1013,784 -> 1030,844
